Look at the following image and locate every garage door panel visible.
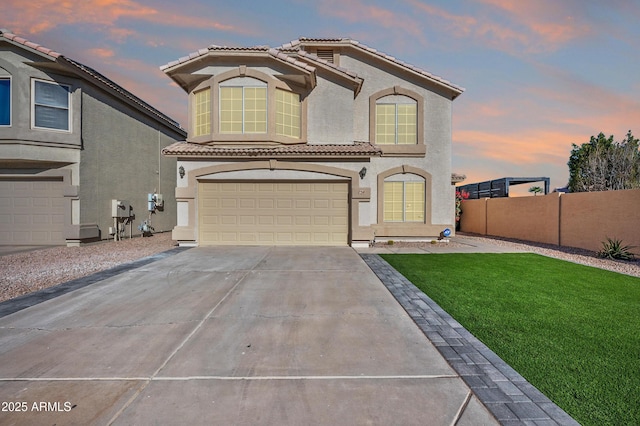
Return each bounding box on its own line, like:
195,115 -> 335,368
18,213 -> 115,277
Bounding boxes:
258,216 -> 274,225
276,199 -> 292,209
295,216 -> 311,226
239,199 -> 256,209
199,182 -> 348,246
1,179 -> 67,250
258,199 -> 274,209
313,199 -> 329,209
276,216 -> 293,226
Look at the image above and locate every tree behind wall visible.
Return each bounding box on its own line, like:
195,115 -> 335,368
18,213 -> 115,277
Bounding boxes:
567,130 -> 640,192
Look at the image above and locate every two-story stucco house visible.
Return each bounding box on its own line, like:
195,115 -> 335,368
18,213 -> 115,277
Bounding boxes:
161,38 -> 464,247
0,29 -> 186,246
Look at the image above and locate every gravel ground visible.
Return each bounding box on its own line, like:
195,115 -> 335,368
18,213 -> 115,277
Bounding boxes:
1,232 -> 638,304
0,232 -> 177,303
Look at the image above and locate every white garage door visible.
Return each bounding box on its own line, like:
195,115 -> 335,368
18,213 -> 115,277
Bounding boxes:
198,182 -> 349,246
0,179 -> 65,245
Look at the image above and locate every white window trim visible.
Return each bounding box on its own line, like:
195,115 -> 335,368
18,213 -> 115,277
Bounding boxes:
31,78 -> 72,132
0,76 -> 11,127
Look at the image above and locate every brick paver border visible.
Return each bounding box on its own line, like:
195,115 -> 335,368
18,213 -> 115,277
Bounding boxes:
361,253 -> 579,426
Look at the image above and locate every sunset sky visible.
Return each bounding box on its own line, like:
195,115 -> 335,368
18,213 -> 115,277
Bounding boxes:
4,0 -> 639,193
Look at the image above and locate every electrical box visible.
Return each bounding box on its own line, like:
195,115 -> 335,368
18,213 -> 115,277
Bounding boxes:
111,200 -> 131,218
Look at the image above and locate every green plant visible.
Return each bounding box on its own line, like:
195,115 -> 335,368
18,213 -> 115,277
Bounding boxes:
455,189 -> 469,226
430,239 -> 438,244
528,186 -> 543,196
597,237 -> 636,260
387,240 -> 394,245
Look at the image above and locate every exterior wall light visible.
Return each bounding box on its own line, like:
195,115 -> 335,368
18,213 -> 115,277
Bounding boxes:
179,165 -> 185,179
359,167 -> 367,179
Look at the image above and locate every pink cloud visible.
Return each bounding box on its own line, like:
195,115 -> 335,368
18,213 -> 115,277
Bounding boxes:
454,129 -> 573,165
407,0 -> 592,54
476,0 -> 592,44
3,0 -> 252,42
86,48 -> 116,59
315,0 -> 427,46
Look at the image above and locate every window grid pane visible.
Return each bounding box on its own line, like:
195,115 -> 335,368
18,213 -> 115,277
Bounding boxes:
33,80 -> 70,131
397,104 -> 417,145
220,87 -> 243,133
193,88 -> 211,137
220,87 -> 266,134
276,89 -> 300,138
404,182 -> 425,222
0,78 -> 9,126
375,101 -> 417,145
383,182 -> 404,222
375,104 -> 396,145
243,87 -> 267,134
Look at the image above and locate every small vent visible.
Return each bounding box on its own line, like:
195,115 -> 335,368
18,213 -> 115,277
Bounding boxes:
317,49 -> 334,63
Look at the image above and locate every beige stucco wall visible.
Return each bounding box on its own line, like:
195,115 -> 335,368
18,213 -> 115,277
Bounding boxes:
459,199 -> 487,235
486,194 -> 560,245
559,189 -> 640,252
460,189 -> 640,253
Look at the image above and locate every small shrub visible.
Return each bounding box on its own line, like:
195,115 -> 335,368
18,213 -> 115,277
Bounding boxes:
597,237 -> 636,260
431,240 -> 438,245
387,240 -> 394,245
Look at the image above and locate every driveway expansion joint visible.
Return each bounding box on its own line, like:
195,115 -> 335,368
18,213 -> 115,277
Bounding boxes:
360,253 -> 580,426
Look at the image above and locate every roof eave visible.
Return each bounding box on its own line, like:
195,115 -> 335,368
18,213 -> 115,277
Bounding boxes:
290,38 -> 465,98
162,48 -> 317,93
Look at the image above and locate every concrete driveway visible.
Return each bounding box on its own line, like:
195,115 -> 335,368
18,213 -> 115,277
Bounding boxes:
0,246 -> 497,425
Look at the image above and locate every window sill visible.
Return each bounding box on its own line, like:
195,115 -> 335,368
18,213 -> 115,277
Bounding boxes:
187,134 -> 307,145
376,144 -> 426,157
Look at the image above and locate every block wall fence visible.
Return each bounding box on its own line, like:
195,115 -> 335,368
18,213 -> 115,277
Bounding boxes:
459,188 -> 640,253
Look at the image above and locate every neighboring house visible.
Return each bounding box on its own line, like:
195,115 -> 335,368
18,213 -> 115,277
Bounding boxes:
0,29 -> 186,246
161,38 -> 465,247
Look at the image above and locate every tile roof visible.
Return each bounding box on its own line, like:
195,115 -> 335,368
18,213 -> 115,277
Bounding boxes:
0,29 -> 185,134
161,37 -> 462,97
160,45 -> 316,74
162,141 -> 382,158
0,29 -> 61,59
283,37 -> 465,95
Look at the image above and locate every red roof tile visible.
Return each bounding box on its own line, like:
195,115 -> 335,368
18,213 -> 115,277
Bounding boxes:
162,141 -> 382,158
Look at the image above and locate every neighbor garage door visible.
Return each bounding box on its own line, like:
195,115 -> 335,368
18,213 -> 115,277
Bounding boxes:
198,182 -> 348,246
0,179 -> 65,245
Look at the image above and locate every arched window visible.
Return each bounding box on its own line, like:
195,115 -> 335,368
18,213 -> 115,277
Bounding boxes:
369,87 -> 425,155
189,68 -> 305,144
219,77 -> 267,134
375,95 -> 417,145
383,174 -> 425,222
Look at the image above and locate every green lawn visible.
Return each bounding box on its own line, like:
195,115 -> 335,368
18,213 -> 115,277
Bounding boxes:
380,253 -> 640,426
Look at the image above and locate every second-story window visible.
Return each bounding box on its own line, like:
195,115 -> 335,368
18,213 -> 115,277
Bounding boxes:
375,95 -> 417,145
220,84 -> 267,134
0,77 -> 10,126
193,88 -> 211,137
275,89 -> 300,139
32,79 -> 71,131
